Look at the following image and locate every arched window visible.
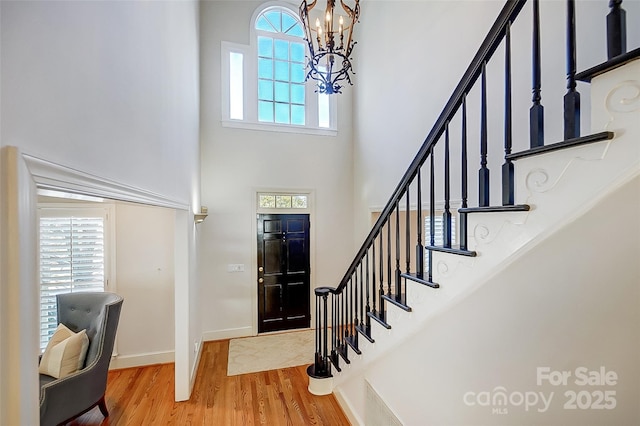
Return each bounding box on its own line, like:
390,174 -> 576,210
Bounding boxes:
255,8 -> 306,125
221,3 -> 335,134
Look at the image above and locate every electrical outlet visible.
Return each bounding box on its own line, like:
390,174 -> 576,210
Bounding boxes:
194,340 -> 200,354
227,264 -> 245,272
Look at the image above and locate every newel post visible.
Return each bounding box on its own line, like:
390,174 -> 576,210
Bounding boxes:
307,287 -> 334,395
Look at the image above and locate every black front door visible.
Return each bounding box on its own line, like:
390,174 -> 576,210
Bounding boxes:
257,214 -> 310,333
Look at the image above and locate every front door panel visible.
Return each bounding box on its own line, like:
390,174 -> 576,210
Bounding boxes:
257,214 -> 310,333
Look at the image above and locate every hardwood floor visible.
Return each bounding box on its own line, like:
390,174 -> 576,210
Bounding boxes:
70,339 -> 350,425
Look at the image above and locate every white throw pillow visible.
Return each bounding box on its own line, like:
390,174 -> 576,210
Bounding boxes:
39,323 -> 90,379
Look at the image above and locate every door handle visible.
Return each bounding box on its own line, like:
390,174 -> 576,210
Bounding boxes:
258,267 -> 264,272
258,278 -> 264,283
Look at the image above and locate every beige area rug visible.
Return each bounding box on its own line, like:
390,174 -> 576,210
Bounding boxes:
227,329 -> 316,376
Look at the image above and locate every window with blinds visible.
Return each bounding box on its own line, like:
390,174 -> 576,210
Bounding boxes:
425,215 -> 457,246
425,215 -> 457,264
39,210 -> 108,351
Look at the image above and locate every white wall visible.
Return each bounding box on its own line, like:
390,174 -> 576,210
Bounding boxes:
0,0 -> 200,206
362,173 -> 640,425
198,1 -> 355,338
112,202 -> 176,368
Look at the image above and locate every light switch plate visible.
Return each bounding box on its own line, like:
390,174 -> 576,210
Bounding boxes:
227,264 -> 245,272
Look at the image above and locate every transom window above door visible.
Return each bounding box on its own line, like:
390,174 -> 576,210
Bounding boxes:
258,193 -> 309,210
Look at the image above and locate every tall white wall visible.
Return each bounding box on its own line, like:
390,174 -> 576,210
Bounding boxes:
198,1 -> 355,338
0,0 -> 200,206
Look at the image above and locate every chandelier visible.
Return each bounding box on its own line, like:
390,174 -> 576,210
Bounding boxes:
299,0 -> 360,94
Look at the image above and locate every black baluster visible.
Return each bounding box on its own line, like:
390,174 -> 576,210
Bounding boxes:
460,95 -> 469,251
322,290 -> 328,375
345,280 -> 349,340
355,267 -> 363,328
406,189 -> 411,274
315,293 -> 320,365
387,220 -> 392,297
331,294 -> 336,364
395,201 -> 401,296
379,232 -> 385,321
349,277 -> 354,338
443,122 -> 452,247
503,22 -> 515,206
349,272 -> 358,337
416,169 -> 424,278
479,61 -> 490,207
338,296 -> 342,354
365,253 -> 371,331
530,0 -> 544,148
372,239 -> 377,315
428,148 -> 435,282
359,262 -> 364,328
564,0 -> 580,140
607,0 -> 627,59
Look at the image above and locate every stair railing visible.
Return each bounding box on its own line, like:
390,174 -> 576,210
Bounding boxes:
308,0 -> 633,380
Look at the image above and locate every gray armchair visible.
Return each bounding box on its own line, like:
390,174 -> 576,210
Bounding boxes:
39,292 -> 123,426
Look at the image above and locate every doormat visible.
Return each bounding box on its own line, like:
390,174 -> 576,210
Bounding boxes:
227,329 -> 316,376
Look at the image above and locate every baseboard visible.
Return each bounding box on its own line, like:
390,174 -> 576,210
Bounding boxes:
334,387 -> 362,426
202,326 -> 253,341
109,350 -> 174,370
189,339 -> 203,394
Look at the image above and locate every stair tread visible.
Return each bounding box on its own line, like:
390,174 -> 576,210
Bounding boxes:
506,131 -> 614,161
425,245 -> 477,257
344,335 -> 361,355
336,345 -> 350,364
355,324 -> 375,343
401,273 -> 441,288
459,204 -> 530,213
367,310 -> 391,329
575,47 -> 640,82
382,292 -> 413,311
329,353 -> 342,372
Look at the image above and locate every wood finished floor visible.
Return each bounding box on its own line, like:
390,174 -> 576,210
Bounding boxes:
70,339 -> 350,426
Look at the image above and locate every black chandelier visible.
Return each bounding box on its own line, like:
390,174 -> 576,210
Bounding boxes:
299,0 -> 360,94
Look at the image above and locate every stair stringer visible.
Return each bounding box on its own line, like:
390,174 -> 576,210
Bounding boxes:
331,58 -> 640,426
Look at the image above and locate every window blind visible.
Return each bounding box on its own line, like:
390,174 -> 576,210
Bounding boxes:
39,216 -> 105,350
425,215 -> 457,246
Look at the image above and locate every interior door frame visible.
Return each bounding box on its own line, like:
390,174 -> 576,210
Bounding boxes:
251,188 -> 316,336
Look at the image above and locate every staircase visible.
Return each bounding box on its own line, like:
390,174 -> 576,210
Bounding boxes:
307,1 -> 640,424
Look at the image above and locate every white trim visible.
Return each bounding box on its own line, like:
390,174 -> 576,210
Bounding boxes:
23,154 -> 189,210
334,387 -> 363,426
109,350 -> 175,370
251,188 -> 317,335
0,147 -> 40,425
221,118 -> 338,137
202,326 -> 253,341
173,210 -> 191,402
189,336 -> 203,393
